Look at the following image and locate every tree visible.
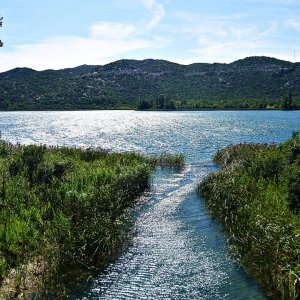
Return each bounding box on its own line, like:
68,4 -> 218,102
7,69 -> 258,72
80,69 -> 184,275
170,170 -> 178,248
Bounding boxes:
138,100 -> 152,110
157,94 -> 165,109
282,90 -> 293,110
165,100 -> 175,109
174,100 -> 181,109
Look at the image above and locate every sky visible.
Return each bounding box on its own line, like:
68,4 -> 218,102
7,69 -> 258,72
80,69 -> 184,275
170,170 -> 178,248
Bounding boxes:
0,0 -> 299,71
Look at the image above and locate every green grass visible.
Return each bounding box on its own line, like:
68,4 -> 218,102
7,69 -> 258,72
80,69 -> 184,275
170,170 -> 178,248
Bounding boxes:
0,140 -> 184,298
198,135 -> 300,299
149,152 -> 185,169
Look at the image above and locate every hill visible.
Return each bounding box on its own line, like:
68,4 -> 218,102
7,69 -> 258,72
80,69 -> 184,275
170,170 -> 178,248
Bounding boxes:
0,56 -> 299,110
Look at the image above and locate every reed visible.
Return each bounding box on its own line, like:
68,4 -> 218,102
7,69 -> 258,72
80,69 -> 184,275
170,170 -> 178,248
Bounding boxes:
149,153 -> 185,169
199,136 -> 300,299
0,139 -> 184,298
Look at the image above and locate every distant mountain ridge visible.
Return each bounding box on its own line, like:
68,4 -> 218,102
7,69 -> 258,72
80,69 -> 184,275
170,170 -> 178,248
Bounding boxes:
0,56 -> 299,110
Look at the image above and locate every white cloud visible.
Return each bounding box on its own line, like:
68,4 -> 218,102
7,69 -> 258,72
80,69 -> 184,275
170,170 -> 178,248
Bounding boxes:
168,13 -> 288,63
90,22 -> 136,39
140,0 -> 165,29
1,0 -> 297,71
187,39 -> 267,64
285,19 -> 300,32
0,24 -> 165,71
0,0 -> 169,72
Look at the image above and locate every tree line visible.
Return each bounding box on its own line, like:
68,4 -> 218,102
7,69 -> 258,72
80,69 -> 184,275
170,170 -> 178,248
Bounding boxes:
138,90 -> 300,110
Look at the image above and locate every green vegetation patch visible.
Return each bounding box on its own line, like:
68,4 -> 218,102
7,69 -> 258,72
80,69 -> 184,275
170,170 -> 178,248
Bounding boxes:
199,134 -> 300,299
0,140 -> 184,298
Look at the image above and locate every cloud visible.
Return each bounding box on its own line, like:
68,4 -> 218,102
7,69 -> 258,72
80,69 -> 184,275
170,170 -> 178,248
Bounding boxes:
0,21 -> 167,72
140,0 -> 165,29
167,12 -> 288,63
0,0 -> 169,72
1,0 -> 297,71
90,22 -> 136,39
285,19 -> 300,32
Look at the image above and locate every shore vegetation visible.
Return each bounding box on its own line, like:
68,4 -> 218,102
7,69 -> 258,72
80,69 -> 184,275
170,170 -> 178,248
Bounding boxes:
199,133 -> 300,299
0,138 -> 184,298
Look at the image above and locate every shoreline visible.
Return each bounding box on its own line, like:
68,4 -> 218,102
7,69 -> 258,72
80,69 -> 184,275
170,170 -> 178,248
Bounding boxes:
0,107 -> 300,112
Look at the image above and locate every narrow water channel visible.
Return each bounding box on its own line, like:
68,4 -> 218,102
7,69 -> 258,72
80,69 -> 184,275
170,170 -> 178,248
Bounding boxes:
1,110 -> 299,299
70,165 -> 266,299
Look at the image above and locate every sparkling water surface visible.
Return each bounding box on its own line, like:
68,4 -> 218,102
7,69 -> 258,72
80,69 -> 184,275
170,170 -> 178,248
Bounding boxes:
1,110 -> 300,299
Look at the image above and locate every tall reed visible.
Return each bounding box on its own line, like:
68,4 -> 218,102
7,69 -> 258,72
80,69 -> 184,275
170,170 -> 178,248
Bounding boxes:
199,136 -> 300,299
0,139 -> 184,298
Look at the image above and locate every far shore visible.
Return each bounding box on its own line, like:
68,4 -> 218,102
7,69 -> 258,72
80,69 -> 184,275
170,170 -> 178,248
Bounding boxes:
0,107 -> 300,113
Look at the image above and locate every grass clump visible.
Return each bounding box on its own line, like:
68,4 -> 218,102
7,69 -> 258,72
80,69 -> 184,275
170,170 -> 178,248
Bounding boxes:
0,139 -> 184,298
199,135 -> 300,299
149,153 -> 185,169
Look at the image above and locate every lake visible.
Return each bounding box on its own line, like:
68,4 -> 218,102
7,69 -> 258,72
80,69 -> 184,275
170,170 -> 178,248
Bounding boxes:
1,110 -> 300,299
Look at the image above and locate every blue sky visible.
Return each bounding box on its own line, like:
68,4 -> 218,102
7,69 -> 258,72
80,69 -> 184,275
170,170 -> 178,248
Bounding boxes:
0,0 -> 299,71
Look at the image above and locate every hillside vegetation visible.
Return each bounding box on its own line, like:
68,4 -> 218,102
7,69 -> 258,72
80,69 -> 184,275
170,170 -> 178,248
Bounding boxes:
0,56 -> 299,110
199,134 -> 300,299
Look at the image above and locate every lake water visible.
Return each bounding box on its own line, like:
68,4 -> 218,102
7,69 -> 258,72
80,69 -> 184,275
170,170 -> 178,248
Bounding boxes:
1,110 -> 300,299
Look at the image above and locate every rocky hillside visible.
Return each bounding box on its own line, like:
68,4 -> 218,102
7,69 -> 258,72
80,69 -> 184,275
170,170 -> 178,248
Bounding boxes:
0,56 -> 299,110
